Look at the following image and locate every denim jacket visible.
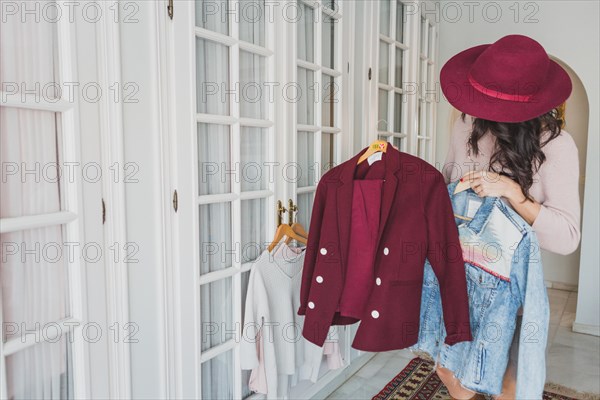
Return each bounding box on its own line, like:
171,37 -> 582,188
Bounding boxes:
410,180 -> 550,399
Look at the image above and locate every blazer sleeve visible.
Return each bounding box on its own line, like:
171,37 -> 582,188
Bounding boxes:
421,168 -> 473,345
297,179 -> 328,316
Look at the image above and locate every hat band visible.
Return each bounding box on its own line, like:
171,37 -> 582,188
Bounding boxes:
468,74 -> 533,102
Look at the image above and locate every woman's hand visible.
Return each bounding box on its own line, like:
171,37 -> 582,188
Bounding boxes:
460,170 -> 525,202
460,170 -> 541,225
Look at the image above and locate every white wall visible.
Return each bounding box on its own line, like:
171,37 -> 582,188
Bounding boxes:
120,2 -> 170,397
434,1 -> 599,333
540,57 -> 588,289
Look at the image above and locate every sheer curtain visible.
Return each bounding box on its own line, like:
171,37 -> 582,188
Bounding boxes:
0,8 -> 72,399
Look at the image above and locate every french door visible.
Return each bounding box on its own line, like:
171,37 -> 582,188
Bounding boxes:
171,0 -> 357,397
292,0 -> 357,385
0,4 -> 87,399
370,0 -> 439,162
376,0 -> 411,151
416,15 -> 437,163
173,0 -> 277,398
293,0 -> 344,242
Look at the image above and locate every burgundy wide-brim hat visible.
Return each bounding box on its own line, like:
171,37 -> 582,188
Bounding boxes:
440,34 -> 572,123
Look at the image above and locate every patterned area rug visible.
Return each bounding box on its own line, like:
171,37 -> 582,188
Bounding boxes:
372,357 -> 599,400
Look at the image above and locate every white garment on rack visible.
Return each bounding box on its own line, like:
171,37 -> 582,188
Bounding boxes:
241,240 -> 345,399
296,324 -> 345,384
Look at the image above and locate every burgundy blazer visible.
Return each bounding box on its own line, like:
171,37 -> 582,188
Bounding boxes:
298,145 -> 473,351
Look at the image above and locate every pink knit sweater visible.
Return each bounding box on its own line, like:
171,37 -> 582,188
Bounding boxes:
442,115 -> 581,255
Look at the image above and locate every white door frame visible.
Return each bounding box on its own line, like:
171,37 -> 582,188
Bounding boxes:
0,5 -> 88,397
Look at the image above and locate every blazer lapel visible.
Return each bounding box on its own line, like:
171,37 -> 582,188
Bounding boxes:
335,145 -> 401,266
375,147 -> 400,249
336,149 -> 366,268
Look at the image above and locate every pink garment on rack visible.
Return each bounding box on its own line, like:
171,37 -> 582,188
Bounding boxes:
323,340 -> 344,369
249,326 -> 345,393
248,327 -> 268,394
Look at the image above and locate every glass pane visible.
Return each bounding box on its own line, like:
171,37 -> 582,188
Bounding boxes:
419,101 -> 428,136
242,369 -> 252,399
297,192 -> 314,231
378,41 -> 389,85
417,100 -> 423,135
241,198 -> 266,264
322,15 -> 335,69
195,0 -> 228,34
297,131 -> 315,188
201,350 -> 233,398
426,101 -> 432,136
1,225 -> 69,339
378,89 -> 389,132
379,0 -> 391,36
240,51 -> 266,119
240,269 -> 251,400
197,38 -> 230,115
393,136 -> 402,150
6,334 -> 73,399
241,270 -> 251,327
0,108 -> 61,218
297,68 -> 315,125
419,139 -> 428,159
199,202 -> 232,274
395,48 -> 403,88
322,74 -> 336,127
421,59 -> 428,87
395,1 -> 404,42
428,24 -> 435,59
420,17 -> 428,56
297,3 -> 314,62
240,127 -> 267,191
239,0 -> 265,46
0,5 -> 58,100
200,277 -> 233,351
427,63 -> 435,101
321,133 -> 334,174
394,93 -> 402,133
198,123 -> 231,195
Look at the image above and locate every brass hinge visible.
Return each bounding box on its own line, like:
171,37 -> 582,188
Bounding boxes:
102,198 -> 106,224
167,0 -> 174,19
173,190 -> 178,212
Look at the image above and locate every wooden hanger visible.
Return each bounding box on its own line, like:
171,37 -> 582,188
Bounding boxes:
268,223 -> 307,253
357,140 -> 388,165
283,200 -> 308,245
285,222 -> 308,245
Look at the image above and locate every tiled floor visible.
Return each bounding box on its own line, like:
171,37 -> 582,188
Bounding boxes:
327,288 -> 600,399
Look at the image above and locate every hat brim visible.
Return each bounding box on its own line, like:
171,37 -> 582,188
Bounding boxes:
440,44 -> 573,123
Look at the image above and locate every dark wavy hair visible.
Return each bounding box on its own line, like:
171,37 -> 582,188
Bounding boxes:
462,108 -> 563,201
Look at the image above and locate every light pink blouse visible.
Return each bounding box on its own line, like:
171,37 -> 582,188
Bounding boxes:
442,115 -> 581,255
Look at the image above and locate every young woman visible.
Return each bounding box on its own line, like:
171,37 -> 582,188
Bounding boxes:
437,35 -> 581,399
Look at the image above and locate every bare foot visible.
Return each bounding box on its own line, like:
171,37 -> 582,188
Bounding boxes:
436,366 -> 477,399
